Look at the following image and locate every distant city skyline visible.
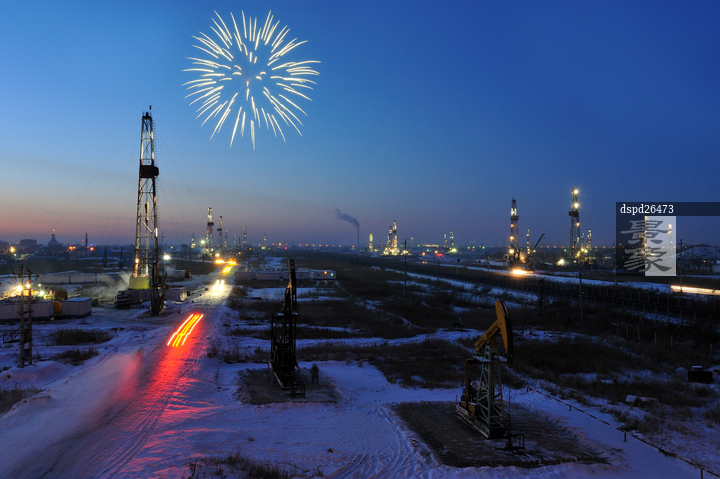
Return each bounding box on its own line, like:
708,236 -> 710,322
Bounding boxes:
2,1 -> 719,248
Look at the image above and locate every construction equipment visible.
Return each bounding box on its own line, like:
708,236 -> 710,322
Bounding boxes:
455,300 -> 514,439
269,259 -> 304,397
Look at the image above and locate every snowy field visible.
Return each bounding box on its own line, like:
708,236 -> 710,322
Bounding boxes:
0,264 -> 717,478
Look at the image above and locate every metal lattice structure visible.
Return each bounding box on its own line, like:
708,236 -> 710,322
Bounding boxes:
456,301 -> 513,439
217,215 -> 223,253
569,188 -> 580,260
462,343 -> 506,438
133,110 -> 165,315
509,198 -> 520,264
270,259 -> 304,396
205,207 -> 214,257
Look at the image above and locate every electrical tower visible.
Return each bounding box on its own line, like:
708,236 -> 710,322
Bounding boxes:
509,198 -> 520,263
243,226 -> 247,252
569,188 -> 580,260
132,109 -> 164,315
205,208 -> 214,257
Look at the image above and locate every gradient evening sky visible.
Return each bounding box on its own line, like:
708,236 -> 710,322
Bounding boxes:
1,1 -> 719,248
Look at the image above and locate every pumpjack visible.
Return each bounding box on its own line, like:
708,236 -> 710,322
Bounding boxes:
269,259 -> 304,396
455,300 -> 514,439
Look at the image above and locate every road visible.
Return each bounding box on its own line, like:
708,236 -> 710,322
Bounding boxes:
3,279 -> 224,479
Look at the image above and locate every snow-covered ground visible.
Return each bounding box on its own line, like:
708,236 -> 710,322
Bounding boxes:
0,266 -> 716,478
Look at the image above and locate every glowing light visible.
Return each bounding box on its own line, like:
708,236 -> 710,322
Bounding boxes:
168,314 -> 205,347
671,285 -> 720,295
512,269 -> 530,275
163,254 -> 171,261
185,11 -> 320,148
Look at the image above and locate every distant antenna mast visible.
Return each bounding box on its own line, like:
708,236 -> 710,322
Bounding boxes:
133,109 -> 164,315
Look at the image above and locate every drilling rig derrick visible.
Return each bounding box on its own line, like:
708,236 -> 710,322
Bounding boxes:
569,188 -> 581,261
509,198 -> 521,265
132,109 -> 164,315
205,208 -> 214,258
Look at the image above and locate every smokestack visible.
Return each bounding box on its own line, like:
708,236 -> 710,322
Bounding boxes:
334,209 -> 360,248
85,233 -> 88,248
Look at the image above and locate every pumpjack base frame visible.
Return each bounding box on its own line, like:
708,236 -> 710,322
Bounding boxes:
454,403 -> 507,439
267,362 -> 305,398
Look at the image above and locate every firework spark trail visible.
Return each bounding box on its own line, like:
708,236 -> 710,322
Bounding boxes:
184,11 -> 319,148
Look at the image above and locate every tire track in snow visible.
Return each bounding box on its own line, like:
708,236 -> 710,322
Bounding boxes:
327,404 -> 423,479
99,343 -> 202,478
97,324 -> 204,478
13,316 -> 208,479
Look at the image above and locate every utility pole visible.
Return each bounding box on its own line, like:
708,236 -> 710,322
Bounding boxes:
17,265 -> 33,367
437,258 -> 440,291
404,239 -> 407,300
678,239 -> 683,293
578,268 -> 583,323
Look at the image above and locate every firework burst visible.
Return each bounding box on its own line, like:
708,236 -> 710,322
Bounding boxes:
184,11 -> 319,148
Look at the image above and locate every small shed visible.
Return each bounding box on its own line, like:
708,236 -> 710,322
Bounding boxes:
166,287 -> 187,302
61,297 -> 92,318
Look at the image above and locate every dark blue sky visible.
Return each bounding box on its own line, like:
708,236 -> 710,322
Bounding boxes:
1,1 -> 718,247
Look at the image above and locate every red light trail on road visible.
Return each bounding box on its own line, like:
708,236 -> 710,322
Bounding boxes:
167,313 -> 204,347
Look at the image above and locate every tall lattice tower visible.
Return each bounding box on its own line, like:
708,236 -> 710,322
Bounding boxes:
205,208 -> 214,257
509,198 -> 520,263
217,216 -> 223,253
569,188 -> 580,259
132,109 -> 164,315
